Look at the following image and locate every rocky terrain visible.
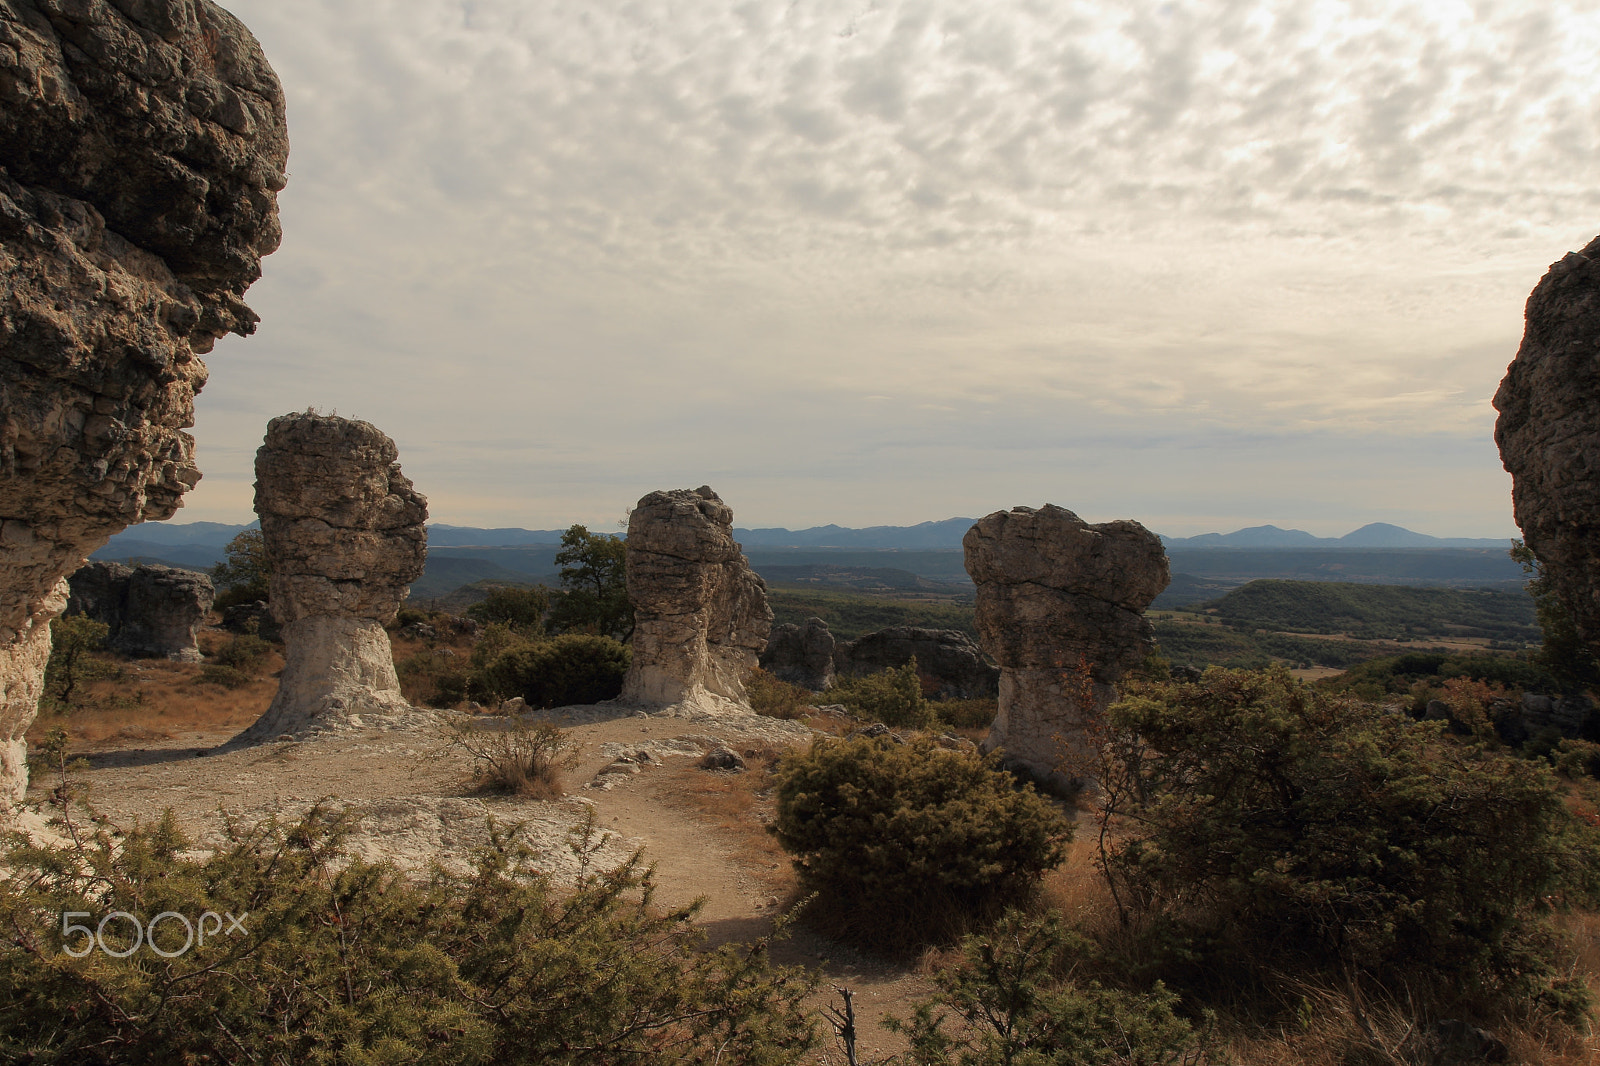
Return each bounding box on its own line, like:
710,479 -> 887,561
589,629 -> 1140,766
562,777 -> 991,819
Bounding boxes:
0,0 -> 287,809
66,560 -> 213,661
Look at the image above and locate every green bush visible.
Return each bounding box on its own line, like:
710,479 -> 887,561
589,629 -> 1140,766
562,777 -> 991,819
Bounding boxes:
770,735 -> 1070,950
210,632 -> 271,673
823,659 -> 935,730
466,586 -> 550,634
933,696 -> 997,730
745,668 -> 813,720
0,806 -> 817,1064
1104,666 -> 1597,1010
476,632 -> 631,708
42,614 -> 111,711
891,910 -> 1214,1066
194,664 -> 252,689
397,647 -> 470,707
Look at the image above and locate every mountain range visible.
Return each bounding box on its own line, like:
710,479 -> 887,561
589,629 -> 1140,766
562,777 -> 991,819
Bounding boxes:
93,517 -> 1513,563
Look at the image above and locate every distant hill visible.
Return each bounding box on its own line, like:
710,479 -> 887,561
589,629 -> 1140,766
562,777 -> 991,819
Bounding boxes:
1192,579 -> 1539,642
1160,522 -> 1511,550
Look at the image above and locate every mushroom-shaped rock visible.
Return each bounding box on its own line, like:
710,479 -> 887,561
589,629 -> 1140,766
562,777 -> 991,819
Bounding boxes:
0,0 -> 287,807
235,414 -> 427,741
964,505 -> 1169,786
1494,235 -> 1600,658
619,486 -> 771,712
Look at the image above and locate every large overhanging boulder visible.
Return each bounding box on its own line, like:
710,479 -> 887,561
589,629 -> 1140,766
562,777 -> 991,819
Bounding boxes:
0,0 -> 286,808
1494,235 -> 1600,658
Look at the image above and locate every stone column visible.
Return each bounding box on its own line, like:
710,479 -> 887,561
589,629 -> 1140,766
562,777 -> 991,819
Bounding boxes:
0,0 -> 286,810
1494,235 -> 1600,657
236,414 -> 427,741
964,505 -> 1168,787
619,486 -> 771,712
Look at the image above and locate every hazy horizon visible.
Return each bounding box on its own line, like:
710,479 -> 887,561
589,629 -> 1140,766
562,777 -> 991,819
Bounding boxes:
170,1 -> 1593,542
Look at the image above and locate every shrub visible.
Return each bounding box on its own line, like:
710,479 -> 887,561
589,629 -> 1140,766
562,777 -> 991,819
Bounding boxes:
933,696 -> 997,730
770,735 -> 1070,950
466,585 -> 550,634
891,910 -> 1214,1066
745,667 -> 813,720
0,806 -> 817,1064
194,664 -> 252,689
1104,666 -> 1597,1010
210,632 -> 271,674
476,633 -> 631,708
447,717 -> 579,799
397,647 -> 470,707
823,659 -> 935,730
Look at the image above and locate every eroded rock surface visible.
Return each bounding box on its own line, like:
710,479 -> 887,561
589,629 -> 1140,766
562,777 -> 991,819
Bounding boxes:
964,505 -> 1168,786
0,0 -> 287,807
236,414 -> 426,741
66,560 -> 213,660
1494,235 -> 1600,657
834,625 -> 998,700
760,616 -> 836,690
620,486 -> 771,712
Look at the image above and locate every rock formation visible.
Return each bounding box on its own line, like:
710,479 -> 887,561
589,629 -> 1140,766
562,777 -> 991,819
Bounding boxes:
236,414 -> 426,741
620,486 -> 771,711
760,616 -> 836,690
66,560 -> 213,661
1494,235 -> 1600,657
834,625 -> 999,700
964,505 -> 1169,786
0,1 -> 287,805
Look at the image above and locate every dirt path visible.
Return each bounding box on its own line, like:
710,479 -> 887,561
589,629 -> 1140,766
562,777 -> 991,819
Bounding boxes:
27,700 -> 934,1061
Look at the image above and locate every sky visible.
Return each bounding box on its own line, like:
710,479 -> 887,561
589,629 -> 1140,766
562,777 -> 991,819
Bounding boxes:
180,0 -> 1600,538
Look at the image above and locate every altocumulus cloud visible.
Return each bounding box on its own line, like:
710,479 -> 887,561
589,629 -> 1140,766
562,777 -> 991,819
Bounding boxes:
189,0 -> 1600,534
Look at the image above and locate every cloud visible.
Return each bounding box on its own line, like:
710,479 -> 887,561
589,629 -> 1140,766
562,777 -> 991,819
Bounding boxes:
182,0 -> 1600,533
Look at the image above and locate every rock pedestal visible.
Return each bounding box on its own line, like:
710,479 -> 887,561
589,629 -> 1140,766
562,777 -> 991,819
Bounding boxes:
236,414 -> 427,741
0,0 -> 286,808
619,486 -> 771,712
1494,235 -> 1600,657
760,617 -> 837,690
964,505 -> 1168,786
67,562 -> 214,661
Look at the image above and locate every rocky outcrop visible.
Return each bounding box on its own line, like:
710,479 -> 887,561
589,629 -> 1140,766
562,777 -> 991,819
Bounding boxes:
66,560 -> 213,660
0,1 -> 286,806
964,506 -> 1169,787
1494,235 -> 1600,657
760,616 -> 836,690
834,625 -> 999,700
236,414 -> 427,741
620,486 -> 771,712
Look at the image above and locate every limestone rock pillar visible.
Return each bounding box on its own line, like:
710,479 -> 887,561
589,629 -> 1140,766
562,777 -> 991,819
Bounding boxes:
1494,235 -> 1600,657
619,486 -> 771,712
236,414 -> 427,741
0,0 -> 286,810
964,505 -> 1169,786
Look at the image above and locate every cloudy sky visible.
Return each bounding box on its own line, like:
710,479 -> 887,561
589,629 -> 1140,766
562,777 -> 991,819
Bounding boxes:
188,0 -> 1599,537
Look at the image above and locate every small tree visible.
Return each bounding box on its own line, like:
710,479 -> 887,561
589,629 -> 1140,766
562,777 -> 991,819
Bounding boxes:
209,528 -> 269,610
822,659 -> 934,730
546,524 -> 631,640
43,615 -> 110,711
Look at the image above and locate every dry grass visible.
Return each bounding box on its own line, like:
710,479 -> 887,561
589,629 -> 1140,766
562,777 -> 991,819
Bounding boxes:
27,631 -> 279,749
667,749 -> 794,888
